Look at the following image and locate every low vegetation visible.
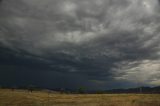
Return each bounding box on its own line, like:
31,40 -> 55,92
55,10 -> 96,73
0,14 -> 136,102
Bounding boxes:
0,89 -> 160,106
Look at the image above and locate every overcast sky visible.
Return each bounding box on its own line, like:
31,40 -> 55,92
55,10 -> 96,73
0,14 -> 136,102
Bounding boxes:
0,0 -> 160,90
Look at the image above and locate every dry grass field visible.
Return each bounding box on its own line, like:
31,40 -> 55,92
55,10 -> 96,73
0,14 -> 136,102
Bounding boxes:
0,89 -> 160,106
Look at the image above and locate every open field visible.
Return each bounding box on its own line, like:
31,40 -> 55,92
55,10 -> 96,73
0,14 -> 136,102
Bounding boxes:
0,89 -> 160,106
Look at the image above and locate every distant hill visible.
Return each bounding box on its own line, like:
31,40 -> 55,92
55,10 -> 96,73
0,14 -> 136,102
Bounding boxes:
105,86 -> 160,94
0,85 -> 160,94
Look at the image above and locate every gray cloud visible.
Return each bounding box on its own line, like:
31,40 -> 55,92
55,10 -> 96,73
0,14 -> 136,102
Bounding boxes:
0,0 -> 160,89
113,60 -> 160,86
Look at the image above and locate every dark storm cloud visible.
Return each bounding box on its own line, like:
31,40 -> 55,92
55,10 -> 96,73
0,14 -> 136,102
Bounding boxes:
0,0 -> 160,89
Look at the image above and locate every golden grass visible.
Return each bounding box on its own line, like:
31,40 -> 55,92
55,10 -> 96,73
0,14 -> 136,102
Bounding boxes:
0,89 -> 160,106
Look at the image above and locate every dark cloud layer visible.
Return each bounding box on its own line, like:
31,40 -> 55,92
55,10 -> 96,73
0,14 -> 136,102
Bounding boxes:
0,0 -> 160,89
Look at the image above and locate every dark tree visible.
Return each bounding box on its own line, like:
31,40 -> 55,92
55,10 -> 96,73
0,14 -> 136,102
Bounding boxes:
28,85 -> 36,92
78,87 -> 86,94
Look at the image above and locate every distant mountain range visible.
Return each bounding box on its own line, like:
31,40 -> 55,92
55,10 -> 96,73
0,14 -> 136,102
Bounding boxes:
105,86 -> 160,94
52,86 -> 160,94
1,85 -> 160,94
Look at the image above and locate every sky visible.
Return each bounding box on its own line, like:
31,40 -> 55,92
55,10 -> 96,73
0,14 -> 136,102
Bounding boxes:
0,0 -> 160,90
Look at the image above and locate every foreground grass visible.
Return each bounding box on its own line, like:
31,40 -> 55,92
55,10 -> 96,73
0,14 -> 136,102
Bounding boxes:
0,89 -> 160,106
